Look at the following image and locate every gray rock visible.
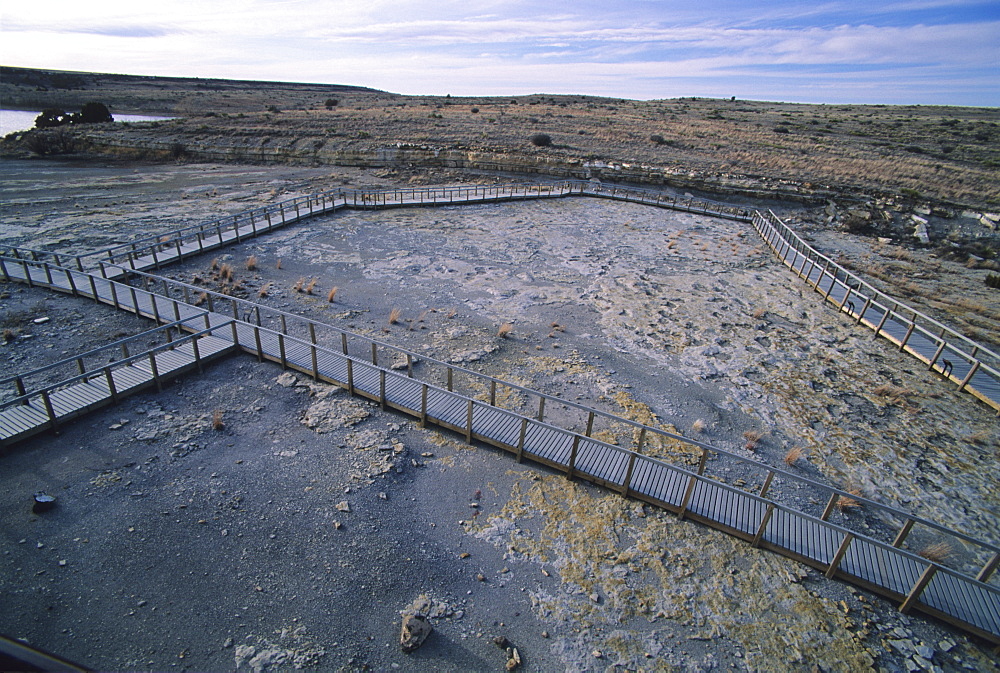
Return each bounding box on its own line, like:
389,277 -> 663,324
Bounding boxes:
400,614 -> 432,653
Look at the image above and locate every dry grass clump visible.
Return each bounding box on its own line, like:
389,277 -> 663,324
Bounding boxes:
327,286 -> 338,303
275,258 -> 283,270
742,429 -> 765,450
304,278 -> 318,295
691,419 -> 706,434
873,383 -> 918,405
3,328 -> 17,343
964,430 -> 989,445
293,277 -> 305,292
211,409 -> 225,431
497,322 -> 514,338
835,489 -> 863,511
218,263 -> 234,282
388,307 -> 402,324
210,257 -> 219,271
917,541 -> 953,563
752,307 -> 768,319
245,255 -> 257,270
784,446 -> 805,466
257,282 -> 272,298
194,292 -> 208,306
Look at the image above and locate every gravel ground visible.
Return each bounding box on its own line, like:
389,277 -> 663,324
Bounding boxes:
1,160 -> 998,672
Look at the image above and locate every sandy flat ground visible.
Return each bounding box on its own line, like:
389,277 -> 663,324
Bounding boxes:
1,160 -> 998,672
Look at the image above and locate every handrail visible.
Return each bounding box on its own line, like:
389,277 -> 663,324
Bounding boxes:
0,320 -> 232,411
1,256 -> 998,641
752,210 -> 1000,413
2,180 -> 752,274
0,313 -> 209,386
99,261 -> 1000,563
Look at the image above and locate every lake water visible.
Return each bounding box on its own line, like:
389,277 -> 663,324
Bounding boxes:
0,109 -> 174,136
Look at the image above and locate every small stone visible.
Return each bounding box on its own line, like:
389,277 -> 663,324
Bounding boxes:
493,635 -> 510,649
400,614 -> 432,653
476,573 -> 486,582
223,637 -> 233,649
58,560 -> 67,567
379,492 -> 387,500
540,631 -> 549,639
336,501 -> 351,512
459,552 -> 470,559
541,568 -> 549,577
592,650 -> 603,659
33,317 -> 50,324
505,647 -> 522,670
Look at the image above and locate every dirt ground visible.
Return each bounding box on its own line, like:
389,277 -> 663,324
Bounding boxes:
1,160 -> 999,672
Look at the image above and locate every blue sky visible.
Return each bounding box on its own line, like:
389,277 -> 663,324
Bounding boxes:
2,0 -> 998,105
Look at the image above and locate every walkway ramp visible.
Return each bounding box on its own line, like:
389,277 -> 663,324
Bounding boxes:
1,315 -> 237,446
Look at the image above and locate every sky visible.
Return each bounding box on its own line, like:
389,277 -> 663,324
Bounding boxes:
2,0 -> 998,106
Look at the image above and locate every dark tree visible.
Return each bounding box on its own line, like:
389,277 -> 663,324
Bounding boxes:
35,108 -> 70,128
77,102 -> 113,124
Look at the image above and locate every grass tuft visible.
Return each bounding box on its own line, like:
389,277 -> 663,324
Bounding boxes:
293,277 -> 305,293
275,258 -> 283,270
691,419 -> 706,434
304,278 -> 318,295
246,255 -> 257,270
327,286 -> 338,303
784,446 -> 805,466
219,263 -> 234,281
835,490 -> 862,511
388,308 -> 402,324
742,429 -> 765,450
211,409 -> 225,431
917,541 -> 953,563
257,282 -> 272,298
497,323 -> 514,338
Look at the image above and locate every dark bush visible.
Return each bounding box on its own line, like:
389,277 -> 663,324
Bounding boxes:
24,128 -> 77,155
773,126 -> 790,134
78,102 -> 113,124
986,273 -> 1000,289
35,108 -> 71,128
529,133 -> 552,147
325,98 -> 338,109
650,134 -> 666,144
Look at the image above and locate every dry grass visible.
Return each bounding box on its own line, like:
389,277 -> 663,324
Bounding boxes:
784,446 -> 805,466
497,322 -> 514,338
210,257 -> 219,271
304,278 -> 318,295
275,258 -> 282,270
245,255 -> 257,270
835,490 -> 863,511
742,429 -> 765,450
2,328 -> 17,343
257,282 -> 272,298
964,431 -> 989,446
873,383 -> 919,405
194,292 -> 208,306
211,409 -> 225,431
388,307 -> 402,325
752,307 -> 768,320
293,277 -> 305,293
327,286 -> 338,303
691,419 -> 706,434
917,541 -> 953,564
218,263 -> 234,282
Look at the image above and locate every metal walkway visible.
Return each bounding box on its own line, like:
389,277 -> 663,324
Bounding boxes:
752,211 -> 1000,414
0,305 -> 237,445
2,254 -> 998,645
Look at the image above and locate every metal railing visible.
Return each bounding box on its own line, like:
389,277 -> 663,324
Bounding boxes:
3,252 -> 1000,642
752,210 -> 1000,414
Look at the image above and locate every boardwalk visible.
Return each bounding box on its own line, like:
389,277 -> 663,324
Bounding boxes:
2,253 -> 998,646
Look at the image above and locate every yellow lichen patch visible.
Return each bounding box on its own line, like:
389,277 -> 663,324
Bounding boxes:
610,390 -> 700,461
476,474 -> 877,672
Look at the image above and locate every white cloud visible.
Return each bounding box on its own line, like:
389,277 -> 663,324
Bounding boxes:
1,0 -> 997,105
